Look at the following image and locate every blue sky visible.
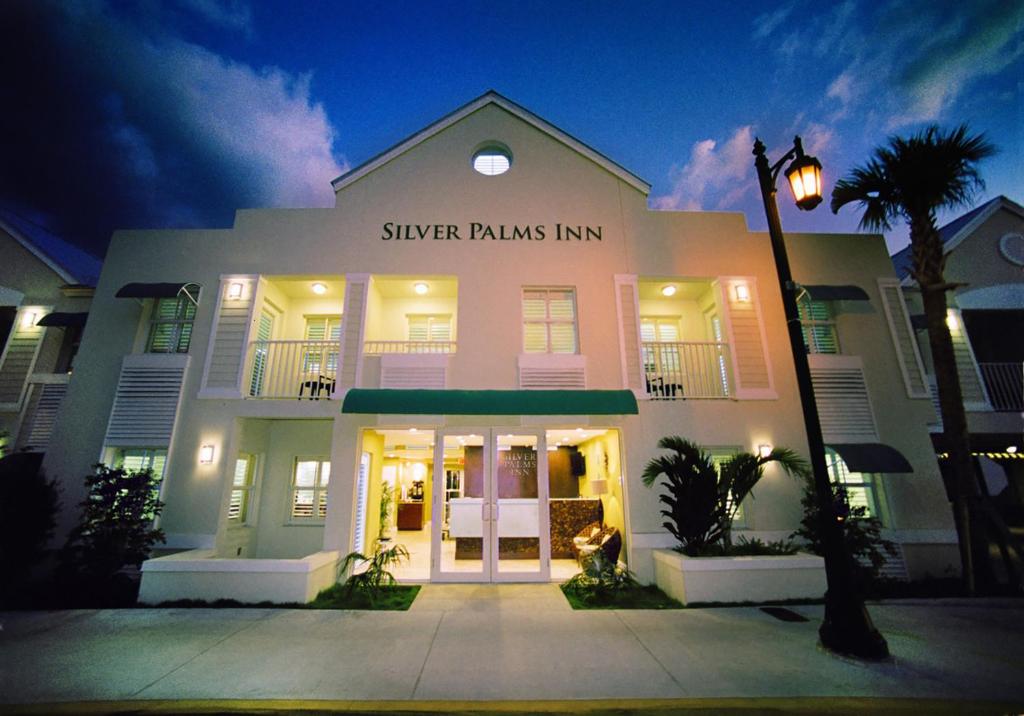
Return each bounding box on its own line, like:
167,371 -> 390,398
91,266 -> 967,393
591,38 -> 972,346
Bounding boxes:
2,0 -> 1021,258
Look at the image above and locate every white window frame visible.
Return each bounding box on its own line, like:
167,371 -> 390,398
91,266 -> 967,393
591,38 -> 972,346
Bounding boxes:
825,448 -> 881,520
303,315 -> 342,374
406,313 -> 453,344
147,295 -> 197,354
227,453 -> 257,524
522,287 -> 579,354
109,447 -> 168,477
289,456 -> 331,523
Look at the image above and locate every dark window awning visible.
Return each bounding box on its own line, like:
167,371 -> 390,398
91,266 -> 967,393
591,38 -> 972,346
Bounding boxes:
342,389 -> 639,415
827,443 -> 913,473
910,314 -> 927,330
803,285 -> 871,301
116,282 -> 200,303
36,312 -> 88,328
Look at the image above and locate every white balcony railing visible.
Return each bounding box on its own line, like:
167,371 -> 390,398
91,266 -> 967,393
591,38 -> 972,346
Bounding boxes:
247,340 -> 338,399
979,362 -> 1023,412
363,341 -> 456,355
642,341 -> 731,399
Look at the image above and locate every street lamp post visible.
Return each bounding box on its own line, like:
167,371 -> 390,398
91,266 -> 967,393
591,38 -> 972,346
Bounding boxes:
753,136 -> 890,659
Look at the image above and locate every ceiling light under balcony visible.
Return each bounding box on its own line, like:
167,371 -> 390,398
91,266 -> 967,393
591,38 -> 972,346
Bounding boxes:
661,285 -> 677,297
311,282 -> 328,295
414,282 -> 429,295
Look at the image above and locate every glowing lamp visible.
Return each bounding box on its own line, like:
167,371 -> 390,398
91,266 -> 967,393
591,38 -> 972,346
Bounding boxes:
1008,446 -> 1018,454
757,444 -> 773,459
413,282 -> 429,295
785,152 -> 823,211
199,445 -> 215,464
227,282 -> 244,299
311,282 -> 327,295
661,285 -> 677,297
734,284 -> 751,302
945,311 -> 959,332
20,311 -> 38,329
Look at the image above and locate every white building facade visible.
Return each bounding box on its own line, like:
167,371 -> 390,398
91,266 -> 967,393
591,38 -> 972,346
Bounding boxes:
42,93 -> 957,603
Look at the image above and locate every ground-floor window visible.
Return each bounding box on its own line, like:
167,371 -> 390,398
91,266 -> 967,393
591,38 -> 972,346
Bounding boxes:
708,447 -> 747,527
108,447 -> 168,477
290,458 -> 330,521
825,448 -> 881,519
227,453 -> 256,523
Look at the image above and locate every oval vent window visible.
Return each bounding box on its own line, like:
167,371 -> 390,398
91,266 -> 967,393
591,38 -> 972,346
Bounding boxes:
472,145 -> 512,176
999,232 -> 1024,267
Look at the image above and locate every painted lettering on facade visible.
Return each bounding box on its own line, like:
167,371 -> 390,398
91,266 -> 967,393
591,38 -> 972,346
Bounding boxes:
380,222 -> 602,242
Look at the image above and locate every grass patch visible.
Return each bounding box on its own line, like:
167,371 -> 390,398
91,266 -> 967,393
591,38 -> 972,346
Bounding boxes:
308,584 -> 420,610
561,583 -> 682,610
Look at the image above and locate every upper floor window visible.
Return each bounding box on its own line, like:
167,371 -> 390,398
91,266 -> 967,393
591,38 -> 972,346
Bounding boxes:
304,315 -> 341,374
640,316 -> 680,343
407,314 -> 452,344
798,297 -> 838,354
523,288 -> 578,354
147,296 -> 197,353
825,448 -> 880,519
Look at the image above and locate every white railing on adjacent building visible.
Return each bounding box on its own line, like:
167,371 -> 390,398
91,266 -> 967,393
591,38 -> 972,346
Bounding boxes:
247,340 -> 338,399
642,341 -> 731,399
363,340 -> 456,355
979,362 -> 1023,412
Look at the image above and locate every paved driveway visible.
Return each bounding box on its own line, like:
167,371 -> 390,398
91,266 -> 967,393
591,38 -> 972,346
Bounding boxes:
1,585 -> 1022,706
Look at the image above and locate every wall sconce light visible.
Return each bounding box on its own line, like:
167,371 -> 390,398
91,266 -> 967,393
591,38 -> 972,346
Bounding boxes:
413,282 -> 429,295
311,282 -> 328,295
199,445 -> 215,464
734,284 -> 751,302
660,285 -> 677,297
227,282 -> 244,299
757,444 -> 773,459
945,310 -> 959,332
20,311 -> 38,329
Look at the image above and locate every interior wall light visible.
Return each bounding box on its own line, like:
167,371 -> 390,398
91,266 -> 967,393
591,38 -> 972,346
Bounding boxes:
20,311 -> 38,329
227,282 -> 244,299
734,284 -> 751,302
199,444 -> 215,465
757,444 -> 773,459
311,282 -> 328,295
661,285 -> 677,297
413,282 -> 429,295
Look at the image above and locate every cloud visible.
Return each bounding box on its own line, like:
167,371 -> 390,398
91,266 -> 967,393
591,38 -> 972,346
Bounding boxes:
177,0 -> 254,35
652,126 -> 755,211
0,0 -> 345,254
752,3 -> 796,42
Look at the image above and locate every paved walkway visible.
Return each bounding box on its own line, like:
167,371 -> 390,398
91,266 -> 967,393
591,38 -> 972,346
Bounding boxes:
1,585 -> 1022,709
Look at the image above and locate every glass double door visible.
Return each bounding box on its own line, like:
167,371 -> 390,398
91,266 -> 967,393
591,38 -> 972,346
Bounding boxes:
431,428 -> 550,582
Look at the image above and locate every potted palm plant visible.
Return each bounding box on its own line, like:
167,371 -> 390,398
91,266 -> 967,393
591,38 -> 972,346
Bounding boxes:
642,437 -> 826,604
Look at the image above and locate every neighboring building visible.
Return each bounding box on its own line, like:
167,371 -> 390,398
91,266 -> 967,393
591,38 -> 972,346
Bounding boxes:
43,92 -> 954,603
891,195 -> 1024,523
0,211 -> 99,456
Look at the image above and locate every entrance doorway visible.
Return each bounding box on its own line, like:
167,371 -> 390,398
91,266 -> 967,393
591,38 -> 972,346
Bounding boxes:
431,428 -> 550,582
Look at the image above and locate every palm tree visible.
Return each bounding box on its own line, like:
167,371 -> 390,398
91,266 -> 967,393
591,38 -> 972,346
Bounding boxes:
830,124 -> 1001,594
641,436 -> 808,555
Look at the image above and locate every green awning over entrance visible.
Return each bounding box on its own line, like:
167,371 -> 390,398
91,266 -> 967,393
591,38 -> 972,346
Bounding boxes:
341,389 -> 639,415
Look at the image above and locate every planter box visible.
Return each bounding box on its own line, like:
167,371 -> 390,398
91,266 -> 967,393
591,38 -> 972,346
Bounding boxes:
652,549 -> 826,605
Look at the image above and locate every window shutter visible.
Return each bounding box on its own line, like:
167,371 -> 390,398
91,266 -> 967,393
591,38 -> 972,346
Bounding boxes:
429,317 -> 451,342
305,317 -> 327,341
657,321 -> 679,342
640,320 -> 656,343
877,279 -> 930,399
408,316 -> 429,342
202,277 -> 253,394
722,277 -> 772,396
523,323 -> 548,353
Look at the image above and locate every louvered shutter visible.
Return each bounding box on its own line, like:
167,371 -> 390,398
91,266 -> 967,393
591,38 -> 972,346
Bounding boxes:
877,279 -> 929,399
338,277 -> 368,389
809,356 -> 878,442
408,316 -> 429,342
105,354 -> 188,447
722,278 -> 772,396
0,307 -> 47,409
614,276 -> 644,393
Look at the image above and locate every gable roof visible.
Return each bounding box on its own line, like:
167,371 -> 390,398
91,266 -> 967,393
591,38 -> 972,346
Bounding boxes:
330,90 -> 651,195
890,195 -> 1024,281
0,209 -> 103,286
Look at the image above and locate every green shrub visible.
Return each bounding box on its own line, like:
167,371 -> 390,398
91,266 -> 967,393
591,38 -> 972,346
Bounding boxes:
336,542 -> 409,606
681,536 -> 799,557
58,463 -> 165,605
791,474 -> 896,585
641,436 -> 808,555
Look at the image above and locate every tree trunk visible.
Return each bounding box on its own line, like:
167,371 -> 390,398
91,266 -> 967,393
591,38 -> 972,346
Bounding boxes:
911,212 -> 981,595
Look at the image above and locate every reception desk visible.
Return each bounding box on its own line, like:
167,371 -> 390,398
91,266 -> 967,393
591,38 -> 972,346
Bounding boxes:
449,498 -> 538,537
397,501 -> 424,530
448,497 -> 602,559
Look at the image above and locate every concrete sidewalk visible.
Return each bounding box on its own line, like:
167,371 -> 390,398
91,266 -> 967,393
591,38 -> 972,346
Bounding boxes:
1,585 -> 1022,708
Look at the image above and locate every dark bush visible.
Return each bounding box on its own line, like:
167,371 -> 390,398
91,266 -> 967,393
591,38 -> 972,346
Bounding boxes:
0,452 -> 60,606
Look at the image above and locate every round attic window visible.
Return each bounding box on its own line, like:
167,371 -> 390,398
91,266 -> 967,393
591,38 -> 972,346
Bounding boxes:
998,232 -> 1024,266
472,143 -> 512,176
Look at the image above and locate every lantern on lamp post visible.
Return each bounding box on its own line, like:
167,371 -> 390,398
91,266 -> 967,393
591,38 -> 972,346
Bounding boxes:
753,135 -> 889,660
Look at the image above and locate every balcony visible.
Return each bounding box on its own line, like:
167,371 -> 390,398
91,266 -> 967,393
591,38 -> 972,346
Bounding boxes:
979,362 -> 1023,412
642,341 -> 731,399
363,340 -> 456,354
247,339 -> 338,399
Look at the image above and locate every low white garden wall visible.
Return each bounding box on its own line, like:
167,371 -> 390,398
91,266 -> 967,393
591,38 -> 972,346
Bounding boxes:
138,549 -> 339,604
652,549 -> 826,605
